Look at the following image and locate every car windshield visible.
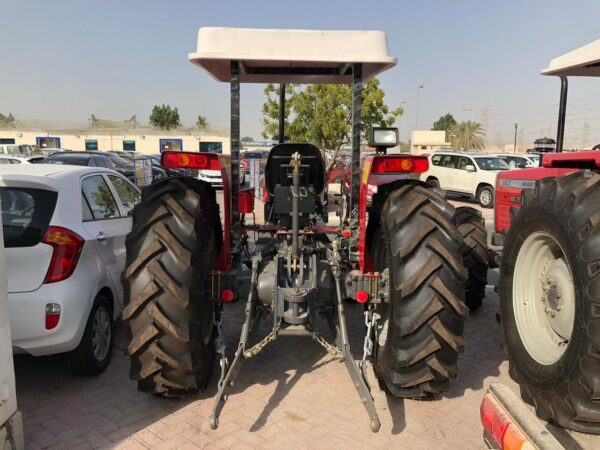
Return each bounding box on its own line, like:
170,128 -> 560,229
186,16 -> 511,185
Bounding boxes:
529,155 -> 540,165
47,156 -> 89,165
105,154 -> 131,165
244,151 -> 267,159
474,157 -> 510,170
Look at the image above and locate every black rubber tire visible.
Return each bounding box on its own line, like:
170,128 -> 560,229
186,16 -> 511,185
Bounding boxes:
123,177 -> 222,396
477,185 -> 494,208
499,172 -> 600,434
65,295 -> 114,376
426,177 -> 440,188
454,207 -> 488,311
370,183 -> 468,397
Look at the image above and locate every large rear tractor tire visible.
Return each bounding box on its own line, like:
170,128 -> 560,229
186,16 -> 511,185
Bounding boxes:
123,177 -> 222,397
499,172 -> 600,434
370,183 -> 468,397
454,207 -> 488,311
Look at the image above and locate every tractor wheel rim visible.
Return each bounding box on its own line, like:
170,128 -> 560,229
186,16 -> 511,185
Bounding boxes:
513,231 -> 575,365
480,189 -> 492,206
92,306 -> 111,362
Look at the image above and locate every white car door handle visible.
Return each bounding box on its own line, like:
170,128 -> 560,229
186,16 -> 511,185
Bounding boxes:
96,232 -> 110,242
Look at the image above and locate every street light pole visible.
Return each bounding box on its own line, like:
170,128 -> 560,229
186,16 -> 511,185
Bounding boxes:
513,123 -> 518,153
415,85 -> 423,129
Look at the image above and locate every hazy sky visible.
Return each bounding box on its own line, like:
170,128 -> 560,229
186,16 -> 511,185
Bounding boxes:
2,0 -> 600,147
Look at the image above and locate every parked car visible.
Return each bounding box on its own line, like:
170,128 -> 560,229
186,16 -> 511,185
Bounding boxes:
148,154 -> 184,176
107,151 -> 169,180
0,216 -> 24,450
0,145 -> 22,156
0,165 -> 141,375
199,151 -> 256,187
198,168 -> 225,188
0,156 -> 33,165
35,148 -> 63,156
421,151 -> 510,207
494,153 -> 539,169
242,150 -> 268,174
43,151 -> 137,181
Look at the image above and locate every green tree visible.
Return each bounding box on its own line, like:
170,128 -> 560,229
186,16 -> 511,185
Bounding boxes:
432,113 -> 457,139
261,84 -> 295,140
261,80 -> 402,155
149,105 -> 181,130
196,115 -> 208,130
450,121 -> 486,150
241,136 -> 254,142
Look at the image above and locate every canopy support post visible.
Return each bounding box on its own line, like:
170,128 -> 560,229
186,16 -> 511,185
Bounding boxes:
349,63 -> 362,263
279,83 -> 286,144
556,76 -> 568,153
230,60 -> 241,266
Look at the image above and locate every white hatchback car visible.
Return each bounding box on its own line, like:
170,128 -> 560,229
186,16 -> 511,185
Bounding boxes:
0,165 -> 140,375
0,156 -> 36,165
421,151 -> 510,207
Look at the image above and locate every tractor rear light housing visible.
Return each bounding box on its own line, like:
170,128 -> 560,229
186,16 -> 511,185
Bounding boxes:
371,156 -> 428,174
161,151 -> 221,170
42,226 -> 84,284
45,303 -> 61,330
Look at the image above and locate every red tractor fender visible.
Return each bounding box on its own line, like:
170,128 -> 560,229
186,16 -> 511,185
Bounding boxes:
161,151 -> 239,271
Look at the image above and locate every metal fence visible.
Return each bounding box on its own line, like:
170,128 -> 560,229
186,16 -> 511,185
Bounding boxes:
248,158 -> 263,199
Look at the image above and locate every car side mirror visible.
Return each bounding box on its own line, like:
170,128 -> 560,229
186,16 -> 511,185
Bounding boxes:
465,164 -> 476,172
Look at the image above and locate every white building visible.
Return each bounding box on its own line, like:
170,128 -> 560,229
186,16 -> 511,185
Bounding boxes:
0,129 -> 230,155
410,130 -> 451,154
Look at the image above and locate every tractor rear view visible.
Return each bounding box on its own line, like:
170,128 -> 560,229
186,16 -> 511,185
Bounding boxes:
122,27 -> 482,432
494,40 -> 600,435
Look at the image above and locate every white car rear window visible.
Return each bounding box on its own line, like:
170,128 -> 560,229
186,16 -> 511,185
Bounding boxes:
0,187 -> 57,248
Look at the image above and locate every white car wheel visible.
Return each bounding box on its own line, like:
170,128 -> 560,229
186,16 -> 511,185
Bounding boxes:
92,305 -> 112,362
512,231 -> 575,365
478,187 -> 493,207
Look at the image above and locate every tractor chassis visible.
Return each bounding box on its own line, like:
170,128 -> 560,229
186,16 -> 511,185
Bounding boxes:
209,216 -> 387,433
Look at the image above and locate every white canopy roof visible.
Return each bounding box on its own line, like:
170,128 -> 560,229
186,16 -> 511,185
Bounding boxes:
542,39 -> 600,77
189,27 -> 397,84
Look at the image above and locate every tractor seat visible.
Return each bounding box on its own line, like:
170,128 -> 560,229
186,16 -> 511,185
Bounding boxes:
264,143 -> 326,196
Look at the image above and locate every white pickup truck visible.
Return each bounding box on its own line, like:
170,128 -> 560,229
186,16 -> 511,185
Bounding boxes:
0,209 -> 23,449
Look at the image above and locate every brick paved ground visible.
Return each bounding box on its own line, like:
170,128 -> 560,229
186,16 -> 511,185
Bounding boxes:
13,197 -> 599,449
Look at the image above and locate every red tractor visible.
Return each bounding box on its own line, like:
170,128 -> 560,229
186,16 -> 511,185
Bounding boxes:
122,27 -> 486,432
494,39 -> 600,434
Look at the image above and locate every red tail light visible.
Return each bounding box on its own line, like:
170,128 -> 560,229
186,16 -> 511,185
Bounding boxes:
161,151 -> 221,170
45,303 -> 61,330
221,289 -> 235,302
371,156 -> 429,174
356,290 -> 369,303
42,226 -> 84,284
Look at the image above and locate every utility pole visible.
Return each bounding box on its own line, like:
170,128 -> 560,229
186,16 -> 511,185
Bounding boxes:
513,123 -> 518,153
415,85 -> 423,130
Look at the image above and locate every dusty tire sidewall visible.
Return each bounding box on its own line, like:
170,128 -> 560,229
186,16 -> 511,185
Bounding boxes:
500,205 -> 584,388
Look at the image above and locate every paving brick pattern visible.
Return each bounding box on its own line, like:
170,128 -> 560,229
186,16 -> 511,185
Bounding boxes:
13,199 -> 599,449
14,288 -> 514,450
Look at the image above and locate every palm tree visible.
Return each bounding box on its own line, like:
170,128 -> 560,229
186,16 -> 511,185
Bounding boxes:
450,121 -> 486,150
